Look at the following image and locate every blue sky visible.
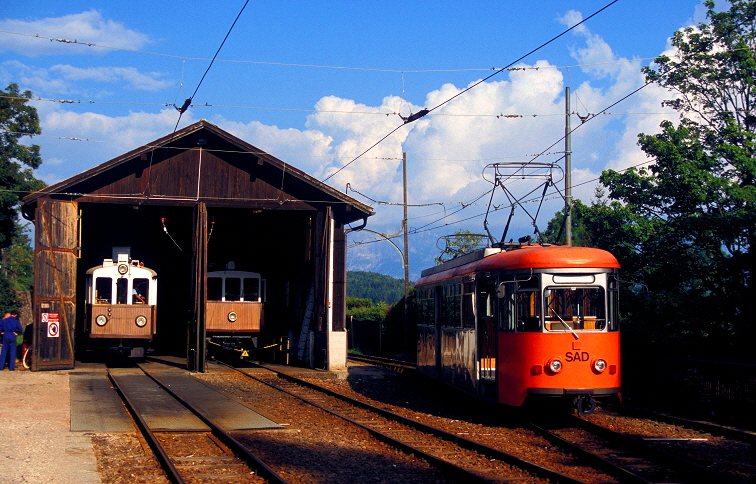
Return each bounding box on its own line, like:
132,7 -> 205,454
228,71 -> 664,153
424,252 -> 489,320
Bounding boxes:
1,1 -> 708,278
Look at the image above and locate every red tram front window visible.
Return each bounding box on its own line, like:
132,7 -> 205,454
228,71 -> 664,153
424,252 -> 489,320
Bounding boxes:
544,287 -> 606,331
95,277 -> 112,304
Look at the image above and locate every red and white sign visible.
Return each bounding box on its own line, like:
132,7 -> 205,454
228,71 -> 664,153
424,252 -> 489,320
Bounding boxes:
43,313 -> 61,338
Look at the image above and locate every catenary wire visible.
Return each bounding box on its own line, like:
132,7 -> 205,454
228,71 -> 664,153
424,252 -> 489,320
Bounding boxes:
321,0 -> 619,183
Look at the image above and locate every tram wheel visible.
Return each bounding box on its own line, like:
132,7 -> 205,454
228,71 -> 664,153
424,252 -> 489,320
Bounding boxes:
575,395 -> 597,415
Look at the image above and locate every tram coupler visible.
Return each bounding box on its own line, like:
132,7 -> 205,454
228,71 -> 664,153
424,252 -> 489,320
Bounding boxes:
574,395 -> 597,415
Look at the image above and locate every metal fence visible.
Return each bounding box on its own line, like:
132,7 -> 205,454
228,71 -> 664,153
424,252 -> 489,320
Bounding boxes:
623,357 -> 756,426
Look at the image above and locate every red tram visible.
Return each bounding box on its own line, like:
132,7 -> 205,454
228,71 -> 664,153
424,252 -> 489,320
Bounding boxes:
415,244 -> 621,415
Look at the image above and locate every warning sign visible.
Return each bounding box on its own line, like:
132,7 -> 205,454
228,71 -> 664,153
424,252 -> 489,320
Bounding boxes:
44,313 -> 60,338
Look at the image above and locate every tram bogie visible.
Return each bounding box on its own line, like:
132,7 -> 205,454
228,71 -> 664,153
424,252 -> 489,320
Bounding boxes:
416,244 -> 621,415
84,250 -> 157,358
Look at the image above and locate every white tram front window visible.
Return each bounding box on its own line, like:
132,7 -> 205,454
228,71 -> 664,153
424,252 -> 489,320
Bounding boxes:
544,287 -> 606,331
116,278 -> 128,304
132,278 -> 149,304
95,277 -> 112,304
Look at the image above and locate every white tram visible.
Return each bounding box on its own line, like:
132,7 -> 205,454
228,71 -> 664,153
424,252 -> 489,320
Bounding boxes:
85,251 -> 157,357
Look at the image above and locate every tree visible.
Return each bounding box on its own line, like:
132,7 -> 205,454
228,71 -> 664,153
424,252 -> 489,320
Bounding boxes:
597,0 -> 756,358
1,83 -> 45,248
0,83 -> 46,309
435,230 -> 486,263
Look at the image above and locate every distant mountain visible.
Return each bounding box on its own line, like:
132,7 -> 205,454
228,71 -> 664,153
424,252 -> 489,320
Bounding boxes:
346,271 -> 412,305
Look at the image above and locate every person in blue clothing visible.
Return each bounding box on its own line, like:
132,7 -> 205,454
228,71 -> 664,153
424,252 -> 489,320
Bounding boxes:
0,310 -> 23,370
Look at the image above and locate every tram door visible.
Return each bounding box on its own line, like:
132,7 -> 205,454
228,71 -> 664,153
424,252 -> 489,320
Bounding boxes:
477,277 -> 497,382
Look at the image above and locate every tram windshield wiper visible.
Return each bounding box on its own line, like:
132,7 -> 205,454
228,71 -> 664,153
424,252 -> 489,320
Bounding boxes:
548,306 -> 580,340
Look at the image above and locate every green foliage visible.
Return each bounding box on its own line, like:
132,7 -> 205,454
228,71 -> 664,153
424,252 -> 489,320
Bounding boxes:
435,230 -> 486,263
590,1 -> 756,359
0,83 -> 45,307
1,222 -> 34,291
346,271 -> 409,305
0,83 -> 46,250
346,296 -> 389,322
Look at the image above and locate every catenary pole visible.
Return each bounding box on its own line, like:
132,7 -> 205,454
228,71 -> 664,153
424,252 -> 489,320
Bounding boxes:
565,87 -> 573,246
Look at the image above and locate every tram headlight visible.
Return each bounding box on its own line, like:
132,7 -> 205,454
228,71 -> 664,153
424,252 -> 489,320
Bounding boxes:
117,263 -> 129,275
135,315 -> 147,328
592,358 -> 607,374
228,311 -> 237,323
95,315 -> 108,326
546,358 -> 562,374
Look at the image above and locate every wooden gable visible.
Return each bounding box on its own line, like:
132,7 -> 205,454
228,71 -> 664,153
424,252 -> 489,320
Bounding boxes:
22,120 -> 373,224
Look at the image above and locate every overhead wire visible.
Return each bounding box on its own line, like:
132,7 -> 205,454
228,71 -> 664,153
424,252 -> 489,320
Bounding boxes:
1,28 -> 660,73
321,0 -> 619,183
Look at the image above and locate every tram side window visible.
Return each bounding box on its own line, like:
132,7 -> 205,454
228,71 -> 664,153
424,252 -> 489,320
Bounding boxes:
116,278 -> 128,304
132,278 -> 149,304
442,283 -> 461,327
95,277 -> 112,304
516,277 -> 541,332
243,278 -> 260,302
496,281 -> 516,332
417,288 -> 434,325
462,281 -> 475,328
225,278 -> 241,301
608,275 -> 619,331
208,277 -> 222,301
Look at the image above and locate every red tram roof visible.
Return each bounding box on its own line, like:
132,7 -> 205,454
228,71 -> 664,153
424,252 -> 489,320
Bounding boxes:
416,245 -> 620,286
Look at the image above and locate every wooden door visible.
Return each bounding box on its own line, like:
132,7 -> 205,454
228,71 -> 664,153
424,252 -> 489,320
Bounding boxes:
32,199 -> 79,370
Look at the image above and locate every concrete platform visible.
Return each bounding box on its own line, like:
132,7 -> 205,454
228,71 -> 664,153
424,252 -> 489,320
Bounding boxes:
0,368 -> 101,484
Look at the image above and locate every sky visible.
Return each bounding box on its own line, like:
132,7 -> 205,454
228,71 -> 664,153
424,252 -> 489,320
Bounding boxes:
1,0 -> 709,279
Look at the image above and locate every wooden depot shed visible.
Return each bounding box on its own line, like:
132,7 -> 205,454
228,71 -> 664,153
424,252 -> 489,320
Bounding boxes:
20,119 -> 373,372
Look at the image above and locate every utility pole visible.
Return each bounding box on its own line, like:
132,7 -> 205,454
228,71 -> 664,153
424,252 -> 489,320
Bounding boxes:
565,86 -> 573,246
402,152 -> 409,347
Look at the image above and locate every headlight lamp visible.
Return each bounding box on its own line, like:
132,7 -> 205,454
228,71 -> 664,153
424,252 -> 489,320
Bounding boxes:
592,358 -> 607,373
547,358 -> 562,374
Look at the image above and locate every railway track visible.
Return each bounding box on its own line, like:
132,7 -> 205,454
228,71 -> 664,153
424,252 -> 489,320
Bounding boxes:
226,360 -> 583,484
108,366 -> 286,484
606,404 -> 756,446
529,414 -> 748,484
347,355 -> 756,483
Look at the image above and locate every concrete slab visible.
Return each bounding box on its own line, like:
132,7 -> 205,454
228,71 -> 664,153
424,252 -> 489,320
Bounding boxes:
70,373 -> 134,432
140,364 -> 282,431
108,372 -> 209,432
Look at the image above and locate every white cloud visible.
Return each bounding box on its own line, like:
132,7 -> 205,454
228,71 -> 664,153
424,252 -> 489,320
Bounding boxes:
1,60 -> 171,98
0,10 -> 151,56
49,65 -> 171,91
